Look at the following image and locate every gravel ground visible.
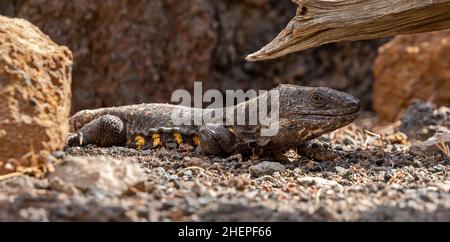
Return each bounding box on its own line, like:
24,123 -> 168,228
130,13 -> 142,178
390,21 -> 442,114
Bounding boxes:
0,108 -> 449,222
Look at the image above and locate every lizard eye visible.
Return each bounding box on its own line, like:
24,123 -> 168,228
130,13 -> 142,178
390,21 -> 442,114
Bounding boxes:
310,93 -> 324,105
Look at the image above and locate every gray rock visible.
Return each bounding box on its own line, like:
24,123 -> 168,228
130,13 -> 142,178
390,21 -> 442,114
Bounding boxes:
335,166 -> 349,176
433,164 -> 445,172
296,177 -> 341,187
19,207 -> 49,222
51,151 -> 66,159
249,161 -> 285,177
0,175 -> 47,191
48,156 -> 146,197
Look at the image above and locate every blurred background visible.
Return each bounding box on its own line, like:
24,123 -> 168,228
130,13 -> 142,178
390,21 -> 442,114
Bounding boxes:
1,0 -> 449,121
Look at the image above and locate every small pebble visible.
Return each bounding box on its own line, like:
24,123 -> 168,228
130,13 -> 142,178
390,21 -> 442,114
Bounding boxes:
51,150 -> 65,159
249,161 -> 285,177
165,142 -> 178,150
172,154 -> 183,160
433,164 -> 444,172
335,166 -> 349,176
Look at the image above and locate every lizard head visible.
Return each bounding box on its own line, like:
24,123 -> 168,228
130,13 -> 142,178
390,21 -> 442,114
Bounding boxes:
274,84 -> 360,142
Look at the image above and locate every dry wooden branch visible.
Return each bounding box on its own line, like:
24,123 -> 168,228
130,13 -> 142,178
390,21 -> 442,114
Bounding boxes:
246,0 -> 450,61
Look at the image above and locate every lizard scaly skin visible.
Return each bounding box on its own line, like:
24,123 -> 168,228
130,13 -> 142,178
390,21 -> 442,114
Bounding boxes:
67,84 -> 360,160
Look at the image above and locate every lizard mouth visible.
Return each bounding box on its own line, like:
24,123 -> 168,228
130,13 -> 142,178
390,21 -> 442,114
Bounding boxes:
313,109 -> 360,118
304,113 -> 359,121
286,110 -> 361,124
287,108 -> 360,119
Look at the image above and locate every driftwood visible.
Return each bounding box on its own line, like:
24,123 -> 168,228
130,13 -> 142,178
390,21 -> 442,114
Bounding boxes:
246,0 -> 450,61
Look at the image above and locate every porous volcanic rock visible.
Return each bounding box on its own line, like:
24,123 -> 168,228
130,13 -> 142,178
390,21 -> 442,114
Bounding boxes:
373,30 -> 450,121
0,15 -> 73,174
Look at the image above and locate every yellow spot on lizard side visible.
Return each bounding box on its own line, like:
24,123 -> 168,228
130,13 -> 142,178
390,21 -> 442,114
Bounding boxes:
152,133 -> 161,147
173,132 -> 183,144
227,128 -> 236,135
192,134 -> 200,146
134,135 -> 145,150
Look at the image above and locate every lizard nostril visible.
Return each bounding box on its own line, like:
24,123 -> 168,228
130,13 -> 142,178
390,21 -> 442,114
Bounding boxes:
351,99 -> 361,111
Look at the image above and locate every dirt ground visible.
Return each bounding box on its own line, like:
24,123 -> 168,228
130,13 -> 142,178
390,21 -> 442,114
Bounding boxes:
1,108 -> 449,222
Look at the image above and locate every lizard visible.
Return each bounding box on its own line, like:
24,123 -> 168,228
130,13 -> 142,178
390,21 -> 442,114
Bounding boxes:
67,84 -> 360,161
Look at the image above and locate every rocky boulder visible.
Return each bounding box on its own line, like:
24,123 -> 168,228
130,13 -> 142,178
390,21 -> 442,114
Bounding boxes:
48,156 -> 146,197
0,15 -> 73,174
373,30 -> 450,121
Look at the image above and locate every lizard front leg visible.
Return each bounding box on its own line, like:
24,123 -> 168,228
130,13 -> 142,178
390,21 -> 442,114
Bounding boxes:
67,114 -> 126,147
198,124 -> 240,155
297,140 -> 342,162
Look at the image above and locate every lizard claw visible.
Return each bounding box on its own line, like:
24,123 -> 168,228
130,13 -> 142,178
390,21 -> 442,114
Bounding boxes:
67,132 -> 84,146
78,132 -> 83,146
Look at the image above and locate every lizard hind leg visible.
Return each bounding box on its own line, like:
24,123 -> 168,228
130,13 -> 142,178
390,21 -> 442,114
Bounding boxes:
198,124 -> 238,155
67,114 -> 126,147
